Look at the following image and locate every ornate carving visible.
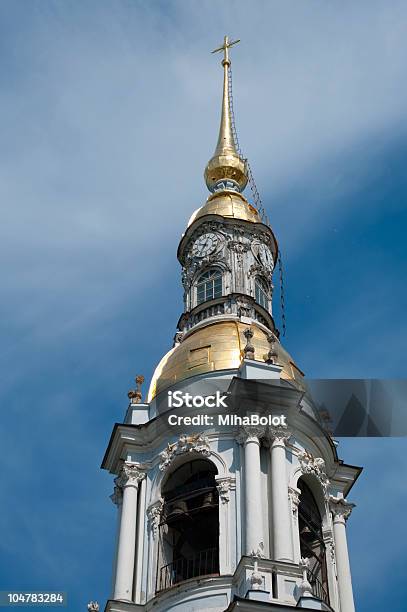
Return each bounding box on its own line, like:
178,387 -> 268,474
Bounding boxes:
159,433 -> 211,471
110,485 -> 123,506
237,423 -> 266,444
236,296 -> 253,318
87,603 -> 99,612
323,531 -> 336,565
269,425 -> 292,445
249,559 -> 264,590
288,486 -> 300,518
128,375 -> 144,404
215,477 -> 235,504
227,240 -> 250,253
329,494 -> 355,522
249,262 -> 272,279
147,499 -> 164,537
173,331 -> 183,346
243,327 -> 255,359
297,450 -> 329,492
115,463 -> 146,489
182,260 -> 199,291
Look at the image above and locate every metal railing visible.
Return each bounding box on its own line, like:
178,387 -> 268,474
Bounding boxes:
308,571 -> 330,605
158,547 -> 219,592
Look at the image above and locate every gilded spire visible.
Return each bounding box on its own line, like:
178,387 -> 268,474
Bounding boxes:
204,36 -> 248,194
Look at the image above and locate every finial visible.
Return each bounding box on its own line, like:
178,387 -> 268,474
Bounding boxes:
204,36 -> 248,194
87,603 -> 99,612
299,558 -> 314,598
264,332 -> 278,365
128,375 -> 145,404
243,327 -> 255,360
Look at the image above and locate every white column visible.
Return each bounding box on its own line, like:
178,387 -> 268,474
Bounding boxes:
114,464 -> 145,602
239,425 -> 266,556
133,476 -> 147,604
269,427 -> 292,562
329,495 -> 356,612
110,485 -> 123,596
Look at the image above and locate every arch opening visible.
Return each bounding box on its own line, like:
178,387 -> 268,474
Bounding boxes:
298,478 -> 330,605
156,458 -> 219,591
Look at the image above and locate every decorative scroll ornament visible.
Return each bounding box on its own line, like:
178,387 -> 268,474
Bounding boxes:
128,375 -> 144,405
243,327 -> 255,359
115,463 -> 146,488
159,433 -> 211,471
147,499 -> 164,537
297,450 -> 329,491
329,494 -> 355,522
87,603 -> 99,612
110,484 -> 123,506
288,486 -> 301,518
215,477 -> 235,504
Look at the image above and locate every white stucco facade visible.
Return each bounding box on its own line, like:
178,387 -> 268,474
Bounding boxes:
101,361 -> 360,612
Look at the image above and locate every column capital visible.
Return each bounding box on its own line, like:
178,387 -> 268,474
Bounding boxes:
236,424 -> 266,445
115,463 -> 146,489
329,494 -> 355,523
268,425 -> 292,446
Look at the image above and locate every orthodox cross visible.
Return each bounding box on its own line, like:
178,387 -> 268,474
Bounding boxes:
212,35 -> 240,65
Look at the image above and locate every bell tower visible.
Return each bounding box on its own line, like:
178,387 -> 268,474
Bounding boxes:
98,37 -> 361,612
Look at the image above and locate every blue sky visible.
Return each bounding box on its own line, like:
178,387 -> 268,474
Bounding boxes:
0,1 -> 406,610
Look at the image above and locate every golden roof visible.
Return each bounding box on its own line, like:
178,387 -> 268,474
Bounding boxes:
204,36 -> 248,193
147,320 -> 304,401
187,191 -> 260,227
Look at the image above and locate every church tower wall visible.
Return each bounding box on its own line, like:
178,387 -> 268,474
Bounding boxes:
99,36 -> 361,612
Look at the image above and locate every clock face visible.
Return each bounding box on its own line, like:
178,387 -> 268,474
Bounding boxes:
258,244 -> 273,269
192,232 -> 221,258
252,241 -> 273,269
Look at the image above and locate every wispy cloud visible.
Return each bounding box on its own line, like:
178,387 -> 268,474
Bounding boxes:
0,1 -> 406,609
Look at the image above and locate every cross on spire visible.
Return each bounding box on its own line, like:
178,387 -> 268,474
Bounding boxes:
212,35 -> 240,66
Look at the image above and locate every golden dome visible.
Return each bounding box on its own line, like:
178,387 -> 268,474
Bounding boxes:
147,320 -> 304,401
188,191 -> 260,227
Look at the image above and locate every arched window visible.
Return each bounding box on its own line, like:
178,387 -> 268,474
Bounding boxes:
298,479 -> 330,605
196,269 -> 222,305
157,459 -> 219,591
255,277 -> 269,309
